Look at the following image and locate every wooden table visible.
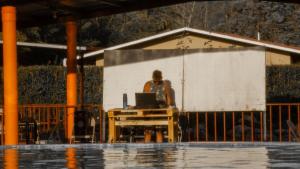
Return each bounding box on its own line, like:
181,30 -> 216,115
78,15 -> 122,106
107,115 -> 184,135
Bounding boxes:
108,108 -> 178,143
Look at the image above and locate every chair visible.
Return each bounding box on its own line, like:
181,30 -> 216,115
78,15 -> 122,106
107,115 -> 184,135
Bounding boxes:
286,120 -> 300,142
70,117 -> 96,144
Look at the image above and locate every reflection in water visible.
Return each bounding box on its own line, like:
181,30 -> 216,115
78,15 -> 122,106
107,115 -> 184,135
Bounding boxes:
1,144 -> 300,168
66,148 -> 77,169
4,148 -> 18,169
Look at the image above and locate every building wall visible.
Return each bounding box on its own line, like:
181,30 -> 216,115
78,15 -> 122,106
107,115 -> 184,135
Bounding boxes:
96,59 -> 104,66
266,49 -> 291,65
97,34 -> 292,66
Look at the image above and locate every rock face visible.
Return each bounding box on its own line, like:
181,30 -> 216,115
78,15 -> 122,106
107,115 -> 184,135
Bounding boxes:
85,0 -> 300,47
13,0 -> 300,65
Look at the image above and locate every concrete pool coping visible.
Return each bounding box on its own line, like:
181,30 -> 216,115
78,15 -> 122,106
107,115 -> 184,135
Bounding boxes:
1,142 -> 300,150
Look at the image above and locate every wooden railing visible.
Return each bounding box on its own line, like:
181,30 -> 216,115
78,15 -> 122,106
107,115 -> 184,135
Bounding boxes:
184,103 -> 300,142
0,104 -> 104,145
1,103 -> 300,144
0,106 -> 3,145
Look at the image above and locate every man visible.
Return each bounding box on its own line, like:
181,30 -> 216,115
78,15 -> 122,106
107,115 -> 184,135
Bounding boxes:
143,70 -> 175,143
143,70 -> 174,107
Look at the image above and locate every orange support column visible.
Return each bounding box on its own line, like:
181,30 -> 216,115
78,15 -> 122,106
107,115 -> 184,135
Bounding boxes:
4,149 -> 18,169
65,148 -> 78,168
2,6 -> 18,145
66,19 -> 78,141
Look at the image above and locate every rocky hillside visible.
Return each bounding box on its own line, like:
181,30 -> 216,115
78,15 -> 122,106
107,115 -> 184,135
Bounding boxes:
3,0 -> 300,65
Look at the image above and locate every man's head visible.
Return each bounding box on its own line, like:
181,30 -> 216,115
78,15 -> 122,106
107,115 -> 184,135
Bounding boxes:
152,70 -> 162,83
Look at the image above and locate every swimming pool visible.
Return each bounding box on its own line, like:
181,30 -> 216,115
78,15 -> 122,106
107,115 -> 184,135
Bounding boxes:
1,143 -> 300,168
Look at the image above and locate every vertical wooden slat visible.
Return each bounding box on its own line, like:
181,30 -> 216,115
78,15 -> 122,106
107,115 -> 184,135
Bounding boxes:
64,106 -> 67,139
196,112 -> 199,142
99,106 -> 103,143
260,111 -> 263,142
47,108 -> 51,132
242,112 -> 244,142
223,112 -> 226,142
187,113 -> 190,142
56,107 -> 59,125
251,112 -> 254,142
279,105 -> 282,142
232,112 -> 235,142
205,112 -> 208,141
214,112 -> 217,142
28,107 -> 32,121
288,105 -> 291,142
298,105 -> 300,136
38,108 -> 41,133
270,106 -> 273,142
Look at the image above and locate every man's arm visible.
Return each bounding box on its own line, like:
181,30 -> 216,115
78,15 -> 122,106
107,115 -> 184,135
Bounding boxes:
164,81 -> 175,106
143,81 -> 151,93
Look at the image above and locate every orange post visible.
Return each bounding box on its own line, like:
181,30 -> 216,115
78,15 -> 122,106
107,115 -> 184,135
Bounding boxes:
2,6 -> 18,145
4,149 -> 18,169
66,148 -> 78,169
66,19 -> 78,141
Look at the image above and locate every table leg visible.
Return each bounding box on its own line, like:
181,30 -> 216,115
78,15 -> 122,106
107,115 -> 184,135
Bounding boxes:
168,109 -> 175,143
108,111 -> 116,143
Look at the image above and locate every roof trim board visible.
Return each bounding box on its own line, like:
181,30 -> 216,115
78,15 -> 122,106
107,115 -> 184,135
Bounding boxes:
0,40 -> 87,50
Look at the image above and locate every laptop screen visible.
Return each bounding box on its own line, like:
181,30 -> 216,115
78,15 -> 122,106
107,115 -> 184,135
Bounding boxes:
135,93 -> 158,109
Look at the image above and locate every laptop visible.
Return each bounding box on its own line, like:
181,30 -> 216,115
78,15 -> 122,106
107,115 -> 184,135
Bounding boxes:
135,93 -> 159,109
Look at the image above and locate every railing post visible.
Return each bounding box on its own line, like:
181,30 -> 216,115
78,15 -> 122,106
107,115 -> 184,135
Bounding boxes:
223,112 -> 226,142
269,105 -> 272,141
205,112 -> 208,141
242,112 -> 244,142
279,106 -> 282,142
264,110 -> 267,141
260,111 -> 263,142
251,112 -> 254,142
196,112 -> 199,142
297,104 -> 300,135
214,112 -> 217,142
288,105 -> 291,142
232,112 -> 235,142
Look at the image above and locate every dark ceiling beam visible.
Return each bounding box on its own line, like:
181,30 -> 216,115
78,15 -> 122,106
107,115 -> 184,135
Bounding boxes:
16,0 -> 197,28
1,0 -> 300,29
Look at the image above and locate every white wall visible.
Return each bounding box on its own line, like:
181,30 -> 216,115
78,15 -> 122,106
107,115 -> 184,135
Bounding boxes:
183,49 -> 266,111
103,56 -> 183,110
103,48 -> 266,112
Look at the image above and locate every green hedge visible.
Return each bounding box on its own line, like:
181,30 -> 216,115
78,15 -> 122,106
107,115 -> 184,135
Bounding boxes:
0,66 -> 103,104
266,65 -> 300,102
1,65 -> 300,104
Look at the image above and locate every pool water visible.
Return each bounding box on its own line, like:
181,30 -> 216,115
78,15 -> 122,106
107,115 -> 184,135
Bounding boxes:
1,143 -> 300,168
